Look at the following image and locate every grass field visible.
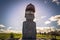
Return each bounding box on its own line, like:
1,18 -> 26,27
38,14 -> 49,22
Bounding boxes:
0,33 -> 60,40
37,34 -> 60,39
0,33 -> 22,39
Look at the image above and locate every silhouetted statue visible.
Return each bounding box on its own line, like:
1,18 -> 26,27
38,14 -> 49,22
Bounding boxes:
8,33 -> 14,40
22,3 -> 36,40
10,33 -> 14,38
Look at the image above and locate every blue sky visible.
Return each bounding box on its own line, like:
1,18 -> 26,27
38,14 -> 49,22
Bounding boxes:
0,0 -> 60,32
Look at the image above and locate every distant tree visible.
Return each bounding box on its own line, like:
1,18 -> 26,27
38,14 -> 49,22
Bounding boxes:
44,32 -> 46,35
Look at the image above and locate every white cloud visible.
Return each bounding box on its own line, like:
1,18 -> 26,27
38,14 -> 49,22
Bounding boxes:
45,21 -> 51,25
0,24 -> 6,31
34,16 -> 46,21
0,24 -> 21,33
52,0 -> 58,2
52,0 -> 60,5
49,16 -> 58,21
36,27 -> 55,33
57,20 -> 60,25
7,27 -> 12,30
5,30 -> 21,33
44,15 -> 60,26
40,16 -> 46,19
56,2 -> 60,5
49,15 -> 60,25
0,24 -> 5,27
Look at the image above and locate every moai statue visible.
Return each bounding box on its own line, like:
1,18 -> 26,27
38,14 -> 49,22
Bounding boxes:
22,3 -> 36,40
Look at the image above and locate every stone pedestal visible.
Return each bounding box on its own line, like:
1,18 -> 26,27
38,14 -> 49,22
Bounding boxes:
22,21 -> 36,40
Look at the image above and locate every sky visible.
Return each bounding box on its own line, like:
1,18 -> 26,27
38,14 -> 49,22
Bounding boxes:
0,0 -> 60,33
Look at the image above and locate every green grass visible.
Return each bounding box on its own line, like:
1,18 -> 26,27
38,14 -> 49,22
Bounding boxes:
0,33 -> 60,40
0,33 -> 10,39
0,33 -> 22,39
37,34 -> 60,39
